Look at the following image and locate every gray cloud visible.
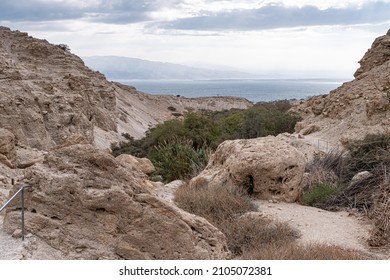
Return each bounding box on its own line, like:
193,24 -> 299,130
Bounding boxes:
0,0 -> 180,24
157,1 -> 390,31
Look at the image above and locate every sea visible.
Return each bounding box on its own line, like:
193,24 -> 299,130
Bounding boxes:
116,79 -> 348,103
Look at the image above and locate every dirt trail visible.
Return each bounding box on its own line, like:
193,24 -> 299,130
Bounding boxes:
255,201 -> 390,259
0,215 -> 24,260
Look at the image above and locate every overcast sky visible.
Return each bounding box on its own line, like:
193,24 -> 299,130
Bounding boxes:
1,0 -> 389,78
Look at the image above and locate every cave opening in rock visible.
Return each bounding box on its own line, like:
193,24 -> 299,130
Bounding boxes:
243,175 -> 254,195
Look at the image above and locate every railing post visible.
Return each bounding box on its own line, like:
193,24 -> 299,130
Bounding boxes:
0,183 -> 31,241
21,186 -> 25,241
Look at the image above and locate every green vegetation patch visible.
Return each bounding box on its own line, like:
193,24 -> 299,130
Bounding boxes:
302,183 -> 341,206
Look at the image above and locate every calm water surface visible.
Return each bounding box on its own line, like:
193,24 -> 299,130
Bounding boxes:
116,79 -> 347,103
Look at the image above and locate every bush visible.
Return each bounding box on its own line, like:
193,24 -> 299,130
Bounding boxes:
56,44 -> 70,52
112,103 -> 302,182
224,215 -> 299,256
149,138 -> 209,182
302,183 -> 341,206
175,183 -> 254,221
175,183 -> 300,257
344,133 -> 390,180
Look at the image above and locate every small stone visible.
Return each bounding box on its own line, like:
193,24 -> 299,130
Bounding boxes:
12,229 -> 22,239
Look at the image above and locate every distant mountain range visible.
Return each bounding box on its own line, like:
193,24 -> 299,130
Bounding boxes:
82,56 -> 258,80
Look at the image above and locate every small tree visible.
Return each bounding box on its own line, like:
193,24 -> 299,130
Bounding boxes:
56,44 -> 70,52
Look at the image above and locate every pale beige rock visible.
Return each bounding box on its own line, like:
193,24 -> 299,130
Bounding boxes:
159,180 -> 186,203
0,27 -> 252,151
349,171 -> 373,187
292,30 -> 390,147
15,146 -> 46,169
189,136 -> 306,202
116,154 -> 155,174
3,144 -> 230,260
301,124 -> 321,135
0,128 -> 16,168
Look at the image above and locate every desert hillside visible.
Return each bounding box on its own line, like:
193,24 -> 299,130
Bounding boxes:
1,26 -> 390,260
294,29 -> 390,147
0,26 -> 252,151
0,26 -> 252,259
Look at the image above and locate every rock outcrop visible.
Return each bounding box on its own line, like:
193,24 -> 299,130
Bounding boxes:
0,26 -> 255,260
0,27 -> 118,150
0,27 -> 252,151
0,128 -> 16,168
116,154 -> 155,174
354,30 -> 390,78
3,143 -> 230,259
294,29 -> 390,146
188,136 -> 306,202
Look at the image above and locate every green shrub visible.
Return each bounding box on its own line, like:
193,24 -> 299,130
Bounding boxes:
149,138 -> 209,182
302,183 -> 341,206
112,102 -> 302,182
344,133 -> 390,180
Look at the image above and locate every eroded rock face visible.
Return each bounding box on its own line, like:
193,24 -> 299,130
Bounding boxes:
0,27 -> 117,150
189,136 -> 306,202
116,154 -> 155,174
293,30 -> 390,146
0,128 -> 16,168
354,32 -> 390,78
3,144 -> 230,260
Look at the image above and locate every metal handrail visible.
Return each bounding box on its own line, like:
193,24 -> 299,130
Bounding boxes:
0,184 -> 31,241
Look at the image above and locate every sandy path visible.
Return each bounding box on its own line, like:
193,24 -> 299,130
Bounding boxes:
255,201 -> 370,249
0,215 -> 24,260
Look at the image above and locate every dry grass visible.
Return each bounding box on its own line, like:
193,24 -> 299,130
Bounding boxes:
175,183 -> 254,222
175,183 -> 371,259
175,184 -> 299,257
222,215 -> 300,256
240,242 -> 368,260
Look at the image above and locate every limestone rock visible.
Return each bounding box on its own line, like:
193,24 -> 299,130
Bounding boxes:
159,180 -> 186,203
349,171 -> 373,187
189,136 -> 306,202
0,128 -> 16,168
116,154 -> 155,174
292,30 -> 390,147
3,144 -> 229,260
354,31 -> 390,78
300,124 -> 321,136
0,27 -> 253,150
15,146 -> 46,169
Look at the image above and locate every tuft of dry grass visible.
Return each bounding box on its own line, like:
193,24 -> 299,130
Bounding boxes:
222,215 -> 300,256
175,183 -> 299,257
175,183 -> 371,259
175,183 -> 254,222
240,242 -> 368,260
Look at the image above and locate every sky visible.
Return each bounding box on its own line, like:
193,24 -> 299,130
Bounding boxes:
0,0 -> 389,78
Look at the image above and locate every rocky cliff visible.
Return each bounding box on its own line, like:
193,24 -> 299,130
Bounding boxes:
0,26 -> 252,151
294,29 -> 390,146
0,26 -> 253,259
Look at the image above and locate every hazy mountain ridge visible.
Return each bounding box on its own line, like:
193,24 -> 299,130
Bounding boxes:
83,56 -> 259,80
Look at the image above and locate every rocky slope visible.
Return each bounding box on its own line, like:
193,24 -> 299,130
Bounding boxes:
0,26 -> 254,259
294,29 -> 390,146
0,26 -> 252,151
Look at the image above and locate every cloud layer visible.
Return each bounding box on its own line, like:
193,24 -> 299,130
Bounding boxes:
0,0 -> 180,24
1,0 -> 389,31
158,1 -> 390,31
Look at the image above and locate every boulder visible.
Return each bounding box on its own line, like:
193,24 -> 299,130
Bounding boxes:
0,128 -> 16,168
3,144 -> 229,259
116,154 -> 155,174
349,171 -> 373,187
189,136 -> 306,202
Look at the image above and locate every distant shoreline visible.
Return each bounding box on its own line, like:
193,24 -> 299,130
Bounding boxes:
114,78 -> 345,103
